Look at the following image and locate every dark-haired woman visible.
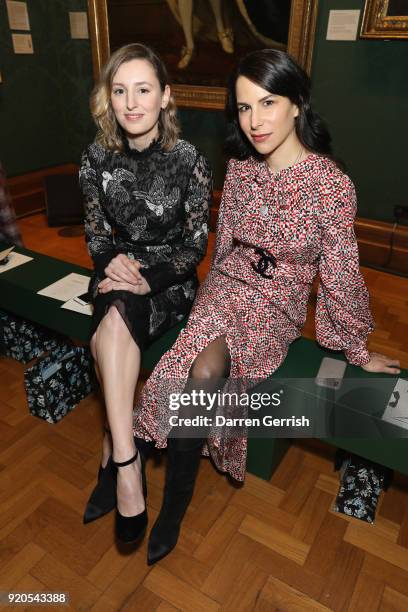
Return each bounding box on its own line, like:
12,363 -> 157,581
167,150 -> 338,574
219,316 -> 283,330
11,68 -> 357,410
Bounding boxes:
133,49 -> 400,564
79,43 -> 211,544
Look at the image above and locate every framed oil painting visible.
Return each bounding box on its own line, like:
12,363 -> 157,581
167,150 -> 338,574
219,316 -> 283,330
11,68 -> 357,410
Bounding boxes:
361,0 -> 408,39
88,0 -> 318,109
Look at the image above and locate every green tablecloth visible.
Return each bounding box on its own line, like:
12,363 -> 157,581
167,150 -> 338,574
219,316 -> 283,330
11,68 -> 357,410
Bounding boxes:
0,245 -> 92,342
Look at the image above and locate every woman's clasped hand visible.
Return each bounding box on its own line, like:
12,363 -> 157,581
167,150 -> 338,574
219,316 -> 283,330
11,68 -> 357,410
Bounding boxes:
97,254 -> 151,295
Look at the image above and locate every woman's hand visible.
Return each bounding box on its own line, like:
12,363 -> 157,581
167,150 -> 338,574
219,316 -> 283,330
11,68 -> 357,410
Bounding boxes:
98,276 -> 151,296
104,254 -> 142,284
361,352 -> 401,375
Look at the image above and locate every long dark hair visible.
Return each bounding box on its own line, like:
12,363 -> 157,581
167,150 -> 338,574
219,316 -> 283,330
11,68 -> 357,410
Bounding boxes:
225,49 -> 332,160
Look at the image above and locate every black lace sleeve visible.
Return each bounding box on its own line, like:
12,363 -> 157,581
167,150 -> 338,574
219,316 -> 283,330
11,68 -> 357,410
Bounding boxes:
142,152 -> 212,294
79,148 -> 116,277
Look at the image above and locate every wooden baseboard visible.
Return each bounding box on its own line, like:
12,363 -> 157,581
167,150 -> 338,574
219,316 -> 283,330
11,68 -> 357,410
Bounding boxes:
7,164 -> 79,218
356,218 -> 408,275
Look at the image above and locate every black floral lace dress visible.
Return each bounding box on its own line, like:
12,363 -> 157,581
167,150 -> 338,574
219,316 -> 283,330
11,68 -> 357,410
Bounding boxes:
79,138 -> 212,349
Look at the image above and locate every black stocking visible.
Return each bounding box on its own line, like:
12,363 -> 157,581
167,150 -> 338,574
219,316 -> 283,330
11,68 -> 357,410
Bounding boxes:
169,335 -> 231,449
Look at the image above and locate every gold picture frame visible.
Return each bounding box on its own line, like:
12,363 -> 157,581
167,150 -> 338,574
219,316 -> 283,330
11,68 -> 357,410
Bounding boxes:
87,0 -> 319,110
361,0 -> 408,39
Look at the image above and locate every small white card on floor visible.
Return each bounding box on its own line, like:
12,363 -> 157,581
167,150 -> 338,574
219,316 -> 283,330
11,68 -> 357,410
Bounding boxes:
37,273 -> 90,302
61,298 -> 93,316
382,378 -> 408,430
0,251 -> 33,273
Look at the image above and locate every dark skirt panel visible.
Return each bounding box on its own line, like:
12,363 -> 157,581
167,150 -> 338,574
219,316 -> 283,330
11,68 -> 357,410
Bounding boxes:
89,275 -> 198,351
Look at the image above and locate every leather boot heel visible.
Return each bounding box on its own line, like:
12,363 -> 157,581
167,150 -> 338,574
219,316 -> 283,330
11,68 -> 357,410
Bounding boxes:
114,449 -> 148,544
83,455 -> 117,524
83,427 -> 116,524
147,438 -> 203,565
134,437 -> 152,500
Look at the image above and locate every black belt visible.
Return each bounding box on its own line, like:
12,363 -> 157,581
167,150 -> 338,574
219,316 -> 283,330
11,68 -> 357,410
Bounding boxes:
251,247 -> 277,279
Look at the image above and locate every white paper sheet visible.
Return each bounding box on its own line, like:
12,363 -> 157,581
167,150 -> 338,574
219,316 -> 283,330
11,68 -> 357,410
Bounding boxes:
61,298 -> 93,316
0,252 -> 33,273
37,273 -> 90,302
0,246 -> 14,261
382,378 -> 408,430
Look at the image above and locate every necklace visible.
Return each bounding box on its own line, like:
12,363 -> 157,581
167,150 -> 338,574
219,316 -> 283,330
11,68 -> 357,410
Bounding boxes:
260,146 -> 305,218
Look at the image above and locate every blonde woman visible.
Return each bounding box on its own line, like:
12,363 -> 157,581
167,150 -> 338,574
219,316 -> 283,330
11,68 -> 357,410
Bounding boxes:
79,43 -> 211,544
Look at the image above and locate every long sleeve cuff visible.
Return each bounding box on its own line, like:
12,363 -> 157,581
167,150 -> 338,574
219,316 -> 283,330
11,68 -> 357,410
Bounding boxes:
93,249 -> 117,277
344,344 -> 371,366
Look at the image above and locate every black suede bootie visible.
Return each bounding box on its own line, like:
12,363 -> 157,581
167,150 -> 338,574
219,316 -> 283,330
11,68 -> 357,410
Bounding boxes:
147,437 -> 204,565
83,436 -> 151,525
83,454 -> 117,524
113,448 -> 148,543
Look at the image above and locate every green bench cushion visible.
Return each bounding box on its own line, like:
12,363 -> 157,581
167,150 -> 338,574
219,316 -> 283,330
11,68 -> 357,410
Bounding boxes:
0,244 -> 186,369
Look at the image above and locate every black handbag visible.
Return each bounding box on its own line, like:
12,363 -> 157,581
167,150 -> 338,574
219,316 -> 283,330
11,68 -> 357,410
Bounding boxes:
24,343 -> 94,424
0,309 -> 60,363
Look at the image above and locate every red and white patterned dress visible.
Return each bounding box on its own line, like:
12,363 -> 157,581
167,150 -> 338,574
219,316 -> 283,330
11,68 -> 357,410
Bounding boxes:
133,153 -> 374,480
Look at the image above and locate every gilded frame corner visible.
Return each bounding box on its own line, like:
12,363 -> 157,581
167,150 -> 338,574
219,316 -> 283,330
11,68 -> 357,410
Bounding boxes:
361,0 -> 408,39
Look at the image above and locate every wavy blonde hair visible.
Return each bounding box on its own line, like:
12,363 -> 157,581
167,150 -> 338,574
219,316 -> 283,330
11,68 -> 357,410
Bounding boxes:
90,43 -> 180,152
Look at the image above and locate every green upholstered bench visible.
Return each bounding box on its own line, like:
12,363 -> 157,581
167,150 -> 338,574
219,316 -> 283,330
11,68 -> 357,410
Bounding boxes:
0,244 -> 186,370
1,245 -> 407,480
247,338 -> 408,479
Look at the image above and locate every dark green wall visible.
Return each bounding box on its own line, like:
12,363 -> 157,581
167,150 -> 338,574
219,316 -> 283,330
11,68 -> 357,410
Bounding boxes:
311,0 -> 407,222
0,0 -> 94,176
179,108 -> 228,191
182,0 -> 408,221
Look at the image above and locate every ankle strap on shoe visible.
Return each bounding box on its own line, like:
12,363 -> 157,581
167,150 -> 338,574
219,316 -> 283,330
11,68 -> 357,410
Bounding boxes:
113,450 -> 138,468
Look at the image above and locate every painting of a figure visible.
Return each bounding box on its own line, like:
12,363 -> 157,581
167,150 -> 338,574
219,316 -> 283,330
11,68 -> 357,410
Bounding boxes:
107,0 -> 291,87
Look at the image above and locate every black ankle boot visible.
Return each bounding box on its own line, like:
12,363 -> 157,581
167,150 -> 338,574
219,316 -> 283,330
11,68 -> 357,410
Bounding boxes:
83,435 -> 150,525
114,448 -> 148,544
83,454 -> 117,524
147,437 -> 204,565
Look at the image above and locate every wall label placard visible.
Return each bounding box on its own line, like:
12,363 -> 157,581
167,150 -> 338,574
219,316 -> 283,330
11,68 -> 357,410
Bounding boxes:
6,1 -> 30,31
12,33 -> 34,54
327,10 -> 361,41
69,12 -> 89,40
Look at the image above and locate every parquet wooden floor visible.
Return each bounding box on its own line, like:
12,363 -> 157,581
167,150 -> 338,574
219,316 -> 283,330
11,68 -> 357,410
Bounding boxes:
0,214 -> 406,611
